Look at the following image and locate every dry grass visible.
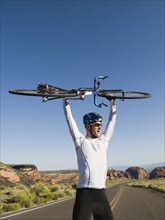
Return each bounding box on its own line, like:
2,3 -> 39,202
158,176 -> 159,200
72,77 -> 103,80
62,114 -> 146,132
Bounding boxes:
127,178 -> 165,193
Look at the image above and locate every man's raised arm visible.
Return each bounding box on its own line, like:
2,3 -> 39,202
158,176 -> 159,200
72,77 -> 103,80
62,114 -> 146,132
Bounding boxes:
102,99 -> 117,142
63,99 -> 84,145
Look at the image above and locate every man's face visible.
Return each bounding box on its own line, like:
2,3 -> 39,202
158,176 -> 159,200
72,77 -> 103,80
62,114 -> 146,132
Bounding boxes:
90,123 -> 102,138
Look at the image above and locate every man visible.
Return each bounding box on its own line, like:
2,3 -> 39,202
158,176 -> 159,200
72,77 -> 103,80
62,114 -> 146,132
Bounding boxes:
63,98 -> 116,220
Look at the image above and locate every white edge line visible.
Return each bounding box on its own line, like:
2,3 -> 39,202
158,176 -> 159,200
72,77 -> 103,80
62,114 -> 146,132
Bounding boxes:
0,197 -> 74,219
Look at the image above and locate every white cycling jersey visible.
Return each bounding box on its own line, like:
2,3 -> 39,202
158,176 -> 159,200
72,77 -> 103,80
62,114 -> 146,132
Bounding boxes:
63,100 -> 116,189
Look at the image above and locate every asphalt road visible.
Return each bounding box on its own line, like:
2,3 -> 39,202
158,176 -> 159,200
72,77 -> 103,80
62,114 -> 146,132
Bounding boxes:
111,185 -> 165,220
1,184 -> 164,220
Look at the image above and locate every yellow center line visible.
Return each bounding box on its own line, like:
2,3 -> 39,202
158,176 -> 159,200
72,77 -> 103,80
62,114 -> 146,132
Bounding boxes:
110,186 -> 123,211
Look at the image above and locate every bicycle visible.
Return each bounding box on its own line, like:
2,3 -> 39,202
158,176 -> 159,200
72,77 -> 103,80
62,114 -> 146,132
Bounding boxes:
9,76 -> 151,108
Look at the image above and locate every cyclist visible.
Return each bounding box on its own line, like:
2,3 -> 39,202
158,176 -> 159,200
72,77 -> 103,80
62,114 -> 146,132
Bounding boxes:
63,98 -> 116,220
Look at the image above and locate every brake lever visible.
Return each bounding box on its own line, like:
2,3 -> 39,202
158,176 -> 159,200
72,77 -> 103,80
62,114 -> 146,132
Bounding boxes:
102,102 -> 108,107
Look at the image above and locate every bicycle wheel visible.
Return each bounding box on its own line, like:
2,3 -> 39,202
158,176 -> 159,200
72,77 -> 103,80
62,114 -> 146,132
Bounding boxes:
98,90 -> 151,100
9,89 -> 78,98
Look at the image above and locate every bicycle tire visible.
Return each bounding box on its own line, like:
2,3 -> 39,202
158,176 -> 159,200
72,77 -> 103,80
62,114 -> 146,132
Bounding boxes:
98,90 -> 151,99
9,89 -> 78,98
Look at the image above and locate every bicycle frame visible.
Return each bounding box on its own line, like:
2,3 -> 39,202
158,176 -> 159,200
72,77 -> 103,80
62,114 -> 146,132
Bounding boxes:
43,76 -> 109,108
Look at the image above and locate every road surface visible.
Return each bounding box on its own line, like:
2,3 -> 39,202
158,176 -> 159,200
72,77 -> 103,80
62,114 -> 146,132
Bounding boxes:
1,184 -> 164,220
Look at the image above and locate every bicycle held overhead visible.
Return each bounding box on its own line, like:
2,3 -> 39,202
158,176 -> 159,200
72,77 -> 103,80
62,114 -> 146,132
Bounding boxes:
9,76 -> 151,108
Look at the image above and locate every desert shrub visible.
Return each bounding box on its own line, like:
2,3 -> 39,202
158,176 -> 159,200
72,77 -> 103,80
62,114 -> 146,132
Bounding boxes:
39,189 -> 54,200
64,189 -> 74,197
0,202 -> 4,214
1,202 -> 21,212
37,196 -> 50,203
19,195 -> 33,207
31,195 -> 47,205
49,184 -> 60,192
17,184 -> 27,191
59,192 -> 66,198
10,190 -> 33,208
30,183 -> 56,203
5,189 -> 13,196
32,196 -> 42,204
52,192 -> 59,200
66,184 -> 74,190
0,185 -> 5,191
30,183 -> 48,196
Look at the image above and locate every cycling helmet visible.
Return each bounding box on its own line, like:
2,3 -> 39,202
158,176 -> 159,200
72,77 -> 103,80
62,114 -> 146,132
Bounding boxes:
83,112 -> 102,125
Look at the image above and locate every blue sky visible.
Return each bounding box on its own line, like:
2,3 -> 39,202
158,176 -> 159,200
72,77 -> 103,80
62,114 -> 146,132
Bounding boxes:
1,0 -> 164,170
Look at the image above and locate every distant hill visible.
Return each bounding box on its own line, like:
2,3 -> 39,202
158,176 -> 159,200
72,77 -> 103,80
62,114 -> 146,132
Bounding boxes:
110,162 -> 164,172
142,162 -> 164,172
0,162 -> 164,188
0,162 -> 78,187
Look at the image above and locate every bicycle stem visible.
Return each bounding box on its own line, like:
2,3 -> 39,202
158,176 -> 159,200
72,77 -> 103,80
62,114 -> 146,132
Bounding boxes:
94,75 -> 108,108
